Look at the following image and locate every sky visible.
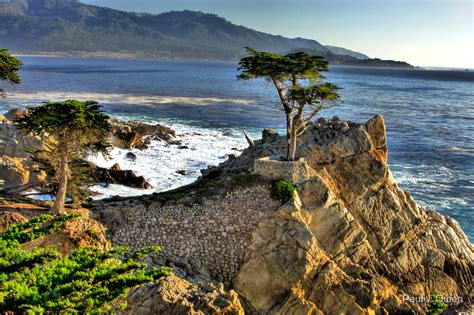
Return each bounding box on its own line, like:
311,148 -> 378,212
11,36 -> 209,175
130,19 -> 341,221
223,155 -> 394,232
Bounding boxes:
81,0 -> 474,68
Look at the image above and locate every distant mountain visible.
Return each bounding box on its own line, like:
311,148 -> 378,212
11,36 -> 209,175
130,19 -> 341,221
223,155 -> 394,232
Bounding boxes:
0,0 -> 411,68
325,45 -> 369,59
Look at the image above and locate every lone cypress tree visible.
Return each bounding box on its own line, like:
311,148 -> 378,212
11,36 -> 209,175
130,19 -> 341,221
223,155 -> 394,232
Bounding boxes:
0,48 -> 22,97
238,47 -> 339,161
16,100 -> 111,215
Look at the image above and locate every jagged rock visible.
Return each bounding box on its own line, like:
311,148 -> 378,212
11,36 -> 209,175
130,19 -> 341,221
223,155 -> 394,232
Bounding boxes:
233,115 -> 474,314
261,128 -> 279,144
21,209 -> 111,254
127,121 -> 176,142
0,211 -> 28,232
123,275 -> 244,315
108,120 -> 176,150
125,152 -> 137,161
4,108 -> 25,121
169,140 -> 183,146
0,155 -> 30,188
0,115 -> 7,122
176,170 -> 190,176
0,120 -> 43,158
109,130 -> 147,150
89,162 -> 152,189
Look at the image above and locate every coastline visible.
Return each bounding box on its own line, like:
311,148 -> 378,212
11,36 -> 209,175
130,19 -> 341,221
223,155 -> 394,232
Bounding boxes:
11,51 -> 422,69
13,53 -> 473,71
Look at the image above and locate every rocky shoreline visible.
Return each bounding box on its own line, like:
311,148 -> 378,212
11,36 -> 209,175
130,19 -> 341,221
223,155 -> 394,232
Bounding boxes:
1,112 -> 472,314
0,108 -> 178,195
92,115 -> 473,314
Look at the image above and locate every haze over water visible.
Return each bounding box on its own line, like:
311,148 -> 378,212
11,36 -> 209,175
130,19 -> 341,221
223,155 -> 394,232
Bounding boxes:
1,56 -> 473,241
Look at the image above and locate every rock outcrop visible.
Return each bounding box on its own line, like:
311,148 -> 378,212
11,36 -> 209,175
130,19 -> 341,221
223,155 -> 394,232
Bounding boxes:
93,115 -> 473,314
0,211 -> 28,232
123,275 -> 244,315
232,115 -> 473,314
89,163 -> 152,189
0,209 -> 110,254
0,156 -> 31,188
108,119 -> 176,150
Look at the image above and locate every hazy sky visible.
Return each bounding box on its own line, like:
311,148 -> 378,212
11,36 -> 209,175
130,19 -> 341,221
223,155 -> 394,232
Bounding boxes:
82,0 -> 474,68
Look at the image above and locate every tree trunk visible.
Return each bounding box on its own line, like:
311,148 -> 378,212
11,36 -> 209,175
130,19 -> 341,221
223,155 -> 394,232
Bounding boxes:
286,114 -> 292,161
288,128 -> 298,161
51,149 -> 68,215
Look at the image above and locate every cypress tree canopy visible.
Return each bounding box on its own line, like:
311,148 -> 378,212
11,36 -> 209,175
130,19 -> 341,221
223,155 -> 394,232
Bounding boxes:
0,48 -> 22,85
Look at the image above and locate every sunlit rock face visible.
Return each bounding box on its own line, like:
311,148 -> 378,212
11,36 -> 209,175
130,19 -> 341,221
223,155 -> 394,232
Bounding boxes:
233,115 -> 473,314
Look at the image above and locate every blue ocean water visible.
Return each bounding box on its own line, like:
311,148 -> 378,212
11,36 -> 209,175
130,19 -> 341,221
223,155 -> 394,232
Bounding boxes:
1,57 -> 473,241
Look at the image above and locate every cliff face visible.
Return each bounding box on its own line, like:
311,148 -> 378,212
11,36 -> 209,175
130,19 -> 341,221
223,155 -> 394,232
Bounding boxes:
232,115 -> 473,313
93,115 -> 473,314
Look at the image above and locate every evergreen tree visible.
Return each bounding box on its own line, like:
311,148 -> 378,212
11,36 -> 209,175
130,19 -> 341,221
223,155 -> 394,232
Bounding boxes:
0,48 -> 22,97
238,47 -> 339,161
16,100 -> 111,215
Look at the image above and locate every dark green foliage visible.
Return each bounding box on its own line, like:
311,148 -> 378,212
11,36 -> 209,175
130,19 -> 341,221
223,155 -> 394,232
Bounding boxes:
0,215 -> 171,313
15,100 -> 112,214
232,173 -> 260,185
16,100 -> 111,156
427,291 -> 447,315
238,48 -> 339,161
0,48 -> 22,97
0,48 -> 21,84
271,180 -> 296,203
238,48 -> 329,81
0,213 -> 79,245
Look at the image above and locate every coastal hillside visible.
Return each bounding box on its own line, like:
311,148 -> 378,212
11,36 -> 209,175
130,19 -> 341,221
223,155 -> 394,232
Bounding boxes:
325,45 -> 369,59
0,0 -> 411,66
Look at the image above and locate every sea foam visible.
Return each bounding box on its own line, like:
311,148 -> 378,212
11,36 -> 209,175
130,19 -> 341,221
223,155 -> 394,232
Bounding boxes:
4,91 -> 252,107
87,121 -> 249,199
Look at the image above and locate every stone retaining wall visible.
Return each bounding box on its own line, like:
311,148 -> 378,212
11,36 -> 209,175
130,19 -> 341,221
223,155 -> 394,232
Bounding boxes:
107,185 -> 280,284
254,156 -> 310,184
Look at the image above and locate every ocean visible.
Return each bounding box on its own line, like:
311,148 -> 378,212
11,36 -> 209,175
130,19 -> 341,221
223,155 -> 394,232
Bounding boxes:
1,56 -> 473,241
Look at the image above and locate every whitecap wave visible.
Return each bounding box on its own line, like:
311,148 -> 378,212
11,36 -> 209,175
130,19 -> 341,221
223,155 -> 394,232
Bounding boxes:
5,91 -> 253,106
87,121 -> 248,199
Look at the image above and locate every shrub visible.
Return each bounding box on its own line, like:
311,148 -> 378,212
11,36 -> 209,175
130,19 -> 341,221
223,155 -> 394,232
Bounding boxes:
233,173 -> 259,185
427,291 -> 447,315
271,180 -> 296,203
0,214 -> 171,313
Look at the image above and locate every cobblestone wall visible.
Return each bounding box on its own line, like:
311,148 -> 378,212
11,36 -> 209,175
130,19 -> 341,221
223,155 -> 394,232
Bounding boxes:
107,185 -> 280,284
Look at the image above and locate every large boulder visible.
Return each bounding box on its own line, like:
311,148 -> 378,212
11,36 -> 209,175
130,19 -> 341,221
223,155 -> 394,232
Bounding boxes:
89,163 -> 152,189
108,120 -> 176,150
0,211 -> 28,232
123,274 -> 244,315
0,155 -> 30,189
3,108 -> 25,122
0,120 -> 43,158
127,121 -> 176,142
232,115 -> 473,314
109,131 -> 147,150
